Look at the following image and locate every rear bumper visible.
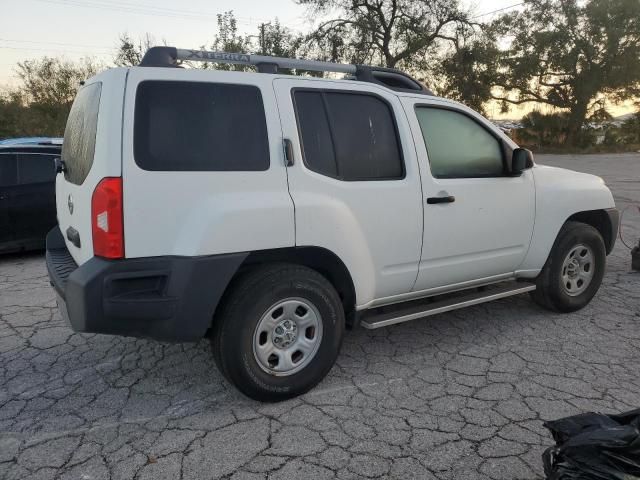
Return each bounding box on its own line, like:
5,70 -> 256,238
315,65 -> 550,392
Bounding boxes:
46,226 -> 247,342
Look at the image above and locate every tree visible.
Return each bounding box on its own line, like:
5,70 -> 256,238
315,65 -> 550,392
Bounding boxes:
620,112 -> 640,144
483,0 -> 640,145
518,111 -> 571,147
297,0 -> 470,72
114,33 -> 154,67
435,26 -> 498,114
0,90 -> 40,138
6,57 -> 101,136
259,21 -> 303,58
202,11 -> 253,71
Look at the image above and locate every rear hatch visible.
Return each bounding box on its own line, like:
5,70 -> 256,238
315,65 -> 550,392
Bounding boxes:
55,68 -> 128,265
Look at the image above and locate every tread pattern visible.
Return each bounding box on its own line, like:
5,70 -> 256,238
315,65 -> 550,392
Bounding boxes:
532,221 -> 605,312
210,263 -> 344,400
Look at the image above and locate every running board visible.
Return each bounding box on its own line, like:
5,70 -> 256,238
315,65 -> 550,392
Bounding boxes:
360,282 -> 536,329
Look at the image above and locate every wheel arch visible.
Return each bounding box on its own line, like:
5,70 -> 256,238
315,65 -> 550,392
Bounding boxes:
566,209 -> 617,255
217,246 -> 358,328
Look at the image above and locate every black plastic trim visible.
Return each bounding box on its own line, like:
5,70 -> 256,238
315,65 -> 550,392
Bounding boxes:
0,145 -> 62,155
139,46 -> 180,68
427,195 -> 455,204
46,226 -> 248,342
283,138 -> 294,166
604,208 -> 620,255
355,65 -> 433,95
257,62 -> 278,74
46,226 -> 77,297
66,226 -> 81,248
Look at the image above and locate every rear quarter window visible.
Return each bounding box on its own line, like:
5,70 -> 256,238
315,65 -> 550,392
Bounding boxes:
134,81 -> 270,171
62,82 -> 102,185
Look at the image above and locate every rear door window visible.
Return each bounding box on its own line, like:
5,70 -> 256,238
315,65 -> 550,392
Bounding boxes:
134,81 -> 270,171
62,82 -> 101,185
293,91 -> 337,177
17,154 -> 57,184
293,90 -> 404,181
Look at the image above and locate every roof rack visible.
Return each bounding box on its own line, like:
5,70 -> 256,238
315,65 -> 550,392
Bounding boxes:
139,46 -> 433,95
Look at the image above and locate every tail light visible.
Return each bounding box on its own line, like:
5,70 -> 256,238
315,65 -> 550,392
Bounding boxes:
91,177 -> 124,259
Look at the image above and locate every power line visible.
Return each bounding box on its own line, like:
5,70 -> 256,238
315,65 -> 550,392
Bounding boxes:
30,0 -> 294,28
0,46 -> 114,55
80,0 -> 275,24
33,0 -> 225,22
0,38 -> 115,51
472,2 -> 525,19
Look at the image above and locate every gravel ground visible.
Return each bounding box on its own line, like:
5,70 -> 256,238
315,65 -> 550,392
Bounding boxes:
0,153 -> 638,480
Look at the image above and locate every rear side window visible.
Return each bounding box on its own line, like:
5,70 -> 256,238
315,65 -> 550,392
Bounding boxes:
62,82 -> 101,185
134,81 -> 269,171
0,154 -> 17,186
17,154 -> 56,184
293,90 -> 403,181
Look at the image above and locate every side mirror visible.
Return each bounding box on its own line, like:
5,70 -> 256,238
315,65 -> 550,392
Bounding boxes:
510,148 -> 533,175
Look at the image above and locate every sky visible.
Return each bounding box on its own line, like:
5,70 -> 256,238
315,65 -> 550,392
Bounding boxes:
0,0 -> 518,84
0,0 -> 635,119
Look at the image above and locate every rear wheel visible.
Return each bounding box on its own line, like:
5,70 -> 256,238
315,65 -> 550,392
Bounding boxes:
211,263 -> 344,402
531,221 -> 606,312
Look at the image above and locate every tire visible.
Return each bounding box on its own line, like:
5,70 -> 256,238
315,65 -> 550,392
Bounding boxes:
211,263 -> 345,402
531,221 -> 606,313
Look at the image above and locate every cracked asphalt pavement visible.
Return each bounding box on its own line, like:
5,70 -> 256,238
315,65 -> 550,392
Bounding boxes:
1,153 -> 639,480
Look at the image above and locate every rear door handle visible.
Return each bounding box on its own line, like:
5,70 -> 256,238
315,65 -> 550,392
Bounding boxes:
426,195 -> 455,204
283,138 -> 294,167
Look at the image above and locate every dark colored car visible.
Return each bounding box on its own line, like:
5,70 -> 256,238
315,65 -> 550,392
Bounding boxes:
0,142 -> 61,253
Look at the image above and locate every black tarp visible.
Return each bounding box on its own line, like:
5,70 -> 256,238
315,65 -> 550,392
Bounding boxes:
543,409 -> 640,479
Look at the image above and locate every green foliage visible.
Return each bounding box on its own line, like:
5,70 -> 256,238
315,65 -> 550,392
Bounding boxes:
0,90 -> 39,139
603,128 -> 619,146
0,57 -> 101,138
435,29 -> 499,114
481,0 -> 640,145
620,112 -> 640,144
518,111 -> 571,147
260,21 -> 303,59
199,11 -> 253,71
114,33 -> 154,67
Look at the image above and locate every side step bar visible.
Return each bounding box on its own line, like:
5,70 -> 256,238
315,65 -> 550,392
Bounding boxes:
360,282 -> 536,329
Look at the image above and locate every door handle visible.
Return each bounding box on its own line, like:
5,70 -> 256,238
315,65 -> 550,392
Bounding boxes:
426,195 -> 455,204
283,138 -> 294,167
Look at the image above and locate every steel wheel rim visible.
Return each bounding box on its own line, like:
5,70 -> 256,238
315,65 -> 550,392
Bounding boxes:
561,243 -> 595,297
252,297 -> 323,376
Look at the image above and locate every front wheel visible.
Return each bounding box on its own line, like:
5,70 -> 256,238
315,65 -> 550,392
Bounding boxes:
211,263 -> 344,402
531,221 -> 606,312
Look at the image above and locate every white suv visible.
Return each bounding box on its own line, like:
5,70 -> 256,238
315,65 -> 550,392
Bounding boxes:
46,47 -> 619,401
